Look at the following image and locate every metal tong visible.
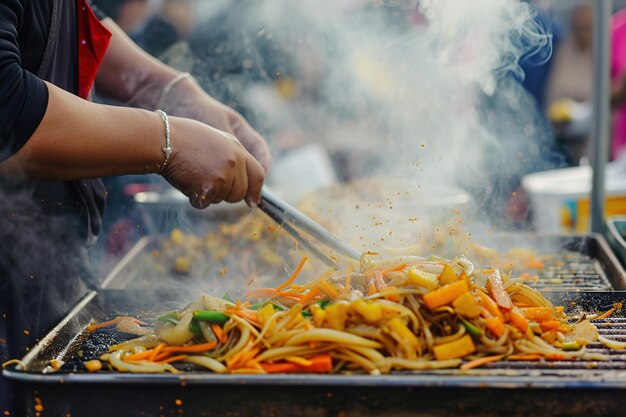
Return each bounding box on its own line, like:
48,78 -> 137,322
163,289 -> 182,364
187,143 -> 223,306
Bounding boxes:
258,187 -> 361,267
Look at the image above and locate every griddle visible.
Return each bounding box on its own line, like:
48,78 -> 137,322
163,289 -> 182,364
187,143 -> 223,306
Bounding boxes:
5,233 -> 626,416
4,287 -> 626,417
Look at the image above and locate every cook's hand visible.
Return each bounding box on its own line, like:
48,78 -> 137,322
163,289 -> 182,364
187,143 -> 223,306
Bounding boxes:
161,116 -> 266,209
161,78 -> 272,173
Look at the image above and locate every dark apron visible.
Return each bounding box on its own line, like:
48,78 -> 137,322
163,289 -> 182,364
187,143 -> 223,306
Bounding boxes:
0,0 -> 110,412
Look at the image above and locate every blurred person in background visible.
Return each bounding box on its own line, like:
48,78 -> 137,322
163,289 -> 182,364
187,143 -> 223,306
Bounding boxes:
92,0 -> 151,36
136,0 -> 195,58
610,7 -> 626,160
520,0 -> 564,113
545,2 -> 593,165
0,0 -> 270,412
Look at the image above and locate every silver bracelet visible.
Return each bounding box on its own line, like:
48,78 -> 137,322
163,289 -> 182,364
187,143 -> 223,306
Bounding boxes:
155,109 -> 172,172
156,72 -> 192,110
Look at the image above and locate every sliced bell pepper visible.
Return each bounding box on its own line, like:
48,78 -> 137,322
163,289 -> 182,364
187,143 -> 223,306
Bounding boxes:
388,317 -> 419,349
521,307 -> 555,323
508,309 -> 529,333
433,334 -> 475,361
439,264 -> 458,285
352,300 -> 383,322
407,268 -> 438,290
325,302 -> 349,330
452,292 -> 483,318
423,280 -> 469,310
485,317 -> 505,338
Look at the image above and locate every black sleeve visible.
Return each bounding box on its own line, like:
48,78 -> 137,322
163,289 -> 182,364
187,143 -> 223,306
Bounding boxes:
0,0 -> 49,162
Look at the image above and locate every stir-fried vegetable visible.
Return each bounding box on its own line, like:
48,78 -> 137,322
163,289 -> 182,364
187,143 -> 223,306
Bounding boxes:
87,254 -> 625,375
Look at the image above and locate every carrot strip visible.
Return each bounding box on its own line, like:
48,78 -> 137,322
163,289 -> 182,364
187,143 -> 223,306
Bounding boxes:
381,263 -> 407,275
87,317 -> 122,332
245,288 -> 277,299
275,257 -> 308,291
477,291 -> 504,321
161,342 -> 218,353
507,354 -> 543,361
153,352 -> 172,362
276,291 -> 305,300
225,308 -> 260,324
261,354 -> 333,373
158,354 -> 188,364
595,306 -> 618,320
367,281 -> 377,296
148,343 -> 165,362
460,355 -> 503,370
383,286 -> 401,303
318,280 -> 339,299
300,288 -> 321,305
485,317 -> 505,337
124,350 -> 154,362
210,324 -> 228,344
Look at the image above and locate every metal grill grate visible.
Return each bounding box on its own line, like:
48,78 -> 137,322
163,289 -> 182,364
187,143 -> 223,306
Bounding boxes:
452,317 -> 626,375
523,252 -> 612,292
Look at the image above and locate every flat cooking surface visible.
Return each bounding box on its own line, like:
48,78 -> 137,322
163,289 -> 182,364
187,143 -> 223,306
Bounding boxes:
5,290 -> 626,388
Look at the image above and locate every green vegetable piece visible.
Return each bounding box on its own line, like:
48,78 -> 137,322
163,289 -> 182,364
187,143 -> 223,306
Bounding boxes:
193,310 -> 230,325
319,300 -> 331,309
188,319 -> 202,336
460,318 -> 483,337
558,341 -> 581,351
156,311 -> 180,325
301,311 -> 312,318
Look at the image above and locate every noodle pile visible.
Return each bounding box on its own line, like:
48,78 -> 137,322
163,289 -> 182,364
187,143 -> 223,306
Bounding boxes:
90,254 -> 626,374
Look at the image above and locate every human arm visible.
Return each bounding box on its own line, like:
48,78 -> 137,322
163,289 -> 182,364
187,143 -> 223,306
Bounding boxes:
1,82 -> 265,206
95,19 -> 272,172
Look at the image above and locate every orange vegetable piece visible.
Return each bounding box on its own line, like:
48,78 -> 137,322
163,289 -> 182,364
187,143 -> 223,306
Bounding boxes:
539,320 -> 563,332
477,291 -> 504,321
438,264 -> 457,285
433,334 -> 475,360
485,317 -> 506,337
260,354 -> 333,373
509,310 -> 529,333
423,280 -> 470,310
521,307 -> 555,322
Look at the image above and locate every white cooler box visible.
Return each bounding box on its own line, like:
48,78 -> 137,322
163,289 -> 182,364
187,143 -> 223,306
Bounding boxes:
522,155 -> 626,233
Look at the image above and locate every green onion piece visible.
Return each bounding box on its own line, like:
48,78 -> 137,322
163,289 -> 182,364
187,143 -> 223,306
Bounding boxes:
194,310 -> 230,325
271,303 -> 287,311
460,318 -> 483,337
156,311 -> 180,325
301,311 -> 312,318
188,319 -> 202,336
319,300 -> 331,309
